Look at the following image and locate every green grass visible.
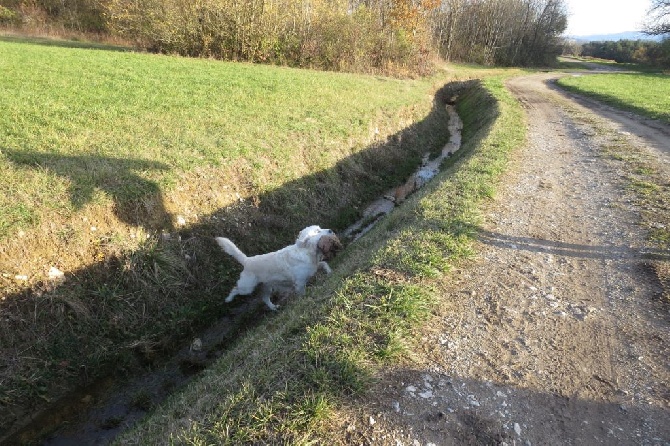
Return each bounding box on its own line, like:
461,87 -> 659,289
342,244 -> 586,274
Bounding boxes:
557,72 -> 670,124
113,75 -> 525,445
0,37 -> 445,238
0,38 -> 457,440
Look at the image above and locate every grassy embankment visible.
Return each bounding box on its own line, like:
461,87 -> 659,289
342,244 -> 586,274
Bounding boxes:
0,36 -> 459,439
111,73 -> 526,444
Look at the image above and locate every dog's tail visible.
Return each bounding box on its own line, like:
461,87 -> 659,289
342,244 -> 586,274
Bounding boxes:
215,237 -> 247,265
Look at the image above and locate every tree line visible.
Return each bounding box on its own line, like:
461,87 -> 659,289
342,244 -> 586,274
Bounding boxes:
578,39 -> 670,67
1,0 -> 569,74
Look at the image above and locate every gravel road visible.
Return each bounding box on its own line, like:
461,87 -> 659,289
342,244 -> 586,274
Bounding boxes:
337,72 -> 670,445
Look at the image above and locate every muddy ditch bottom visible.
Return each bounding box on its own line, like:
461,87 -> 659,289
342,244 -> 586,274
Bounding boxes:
4,103 -> 464,446
343,103 -> 463,241
2,298 -> 263,446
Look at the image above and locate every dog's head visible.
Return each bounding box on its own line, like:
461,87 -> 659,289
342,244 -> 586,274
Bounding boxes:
296,225 -> 325,246
317,234 -> 343,260
295,225 -> 342,259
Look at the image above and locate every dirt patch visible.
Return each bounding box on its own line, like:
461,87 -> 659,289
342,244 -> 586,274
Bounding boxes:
333,73 -> 670,444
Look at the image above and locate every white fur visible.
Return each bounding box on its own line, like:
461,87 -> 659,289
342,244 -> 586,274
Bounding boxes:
216,225 -> 335,310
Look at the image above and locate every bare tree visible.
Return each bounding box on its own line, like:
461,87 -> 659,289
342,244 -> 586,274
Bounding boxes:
643,0 -> 670,36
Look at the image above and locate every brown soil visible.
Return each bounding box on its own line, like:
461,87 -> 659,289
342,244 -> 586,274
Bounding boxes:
335,73 -> 670,445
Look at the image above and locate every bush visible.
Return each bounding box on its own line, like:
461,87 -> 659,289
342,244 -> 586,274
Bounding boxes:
104,0 -> 434,76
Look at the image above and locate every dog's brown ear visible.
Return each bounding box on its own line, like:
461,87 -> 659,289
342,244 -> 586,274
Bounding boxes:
317,235 -> 343,260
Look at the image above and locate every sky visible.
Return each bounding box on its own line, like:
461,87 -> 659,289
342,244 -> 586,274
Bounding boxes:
564,0 -> 652,36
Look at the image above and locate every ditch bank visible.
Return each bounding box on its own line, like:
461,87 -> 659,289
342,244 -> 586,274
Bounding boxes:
1,80 -> 477,445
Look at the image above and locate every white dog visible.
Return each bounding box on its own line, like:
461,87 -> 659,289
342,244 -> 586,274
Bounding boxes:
216,225 -> 342,310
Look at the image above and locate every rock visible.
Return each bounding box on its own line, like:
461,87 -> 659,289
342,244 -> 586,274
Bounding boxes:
190,338 -> 203,352
419,390 -> 433,399
48,266 -> 65,281
514,422 -> 521,436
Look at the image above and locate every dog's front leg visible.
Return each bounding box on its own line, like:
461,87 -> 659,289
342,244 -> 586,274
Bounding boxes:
318,261 -> 332,274
294,280 -> 307,296
259,284 -> 279,311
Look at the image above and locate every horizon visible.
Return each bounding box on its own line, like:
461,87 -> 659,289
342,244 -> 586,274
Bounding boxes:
564,0 -> 651,36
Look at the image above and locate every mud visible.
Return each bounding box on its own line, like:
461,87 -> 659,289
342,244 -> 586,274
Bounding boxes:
2,300 -> 262,445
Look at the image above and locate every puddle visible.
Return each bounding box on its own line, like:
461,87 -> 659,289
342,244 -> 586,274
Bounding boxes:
343,102 -> 463,241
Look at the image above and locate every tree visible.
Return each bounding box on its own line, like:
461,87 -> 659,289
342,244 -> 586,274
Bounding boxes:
643,0 -> 670,36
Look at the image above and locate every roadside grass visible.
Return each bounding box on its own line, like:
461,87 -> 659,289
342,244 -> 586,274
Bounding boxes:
557,72 -> 670,124
0,38 -> 457,439
114,75 -> 525,444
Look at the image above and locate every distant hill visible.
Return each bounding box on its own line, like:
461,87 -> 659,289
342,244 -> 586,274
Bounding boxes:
567,31 -> 662,42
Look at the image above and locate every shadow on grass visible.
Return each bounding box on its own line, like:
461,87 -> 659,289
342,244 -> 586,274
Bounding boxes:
0,80 -> 480,444
0,34 -> 131,52
2,150 -> 173,229
554,73 -> 670,125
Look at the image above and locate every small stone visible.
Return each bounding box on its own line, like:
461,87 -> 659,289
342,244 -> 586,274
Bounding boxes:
176,216 -> 187,226
369,416 -> 376,426
190,338 -> 202,352
406,385 -> 417,393
48,266 -> 65,281
419,390 -> 433,399
392,401 -> 401,412
514,423 -> 521,436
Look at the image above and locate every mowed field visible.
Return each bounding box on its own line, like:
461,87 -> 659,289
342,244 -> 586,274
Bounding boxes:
557,72 -> 670,124
0,36 -> 455,439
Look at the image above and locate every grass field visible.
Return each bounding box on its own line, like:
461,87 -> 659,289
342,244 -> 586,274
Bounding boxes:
557,72 -> 670,124
0,36 -> 459,439
0,37 -> 447,242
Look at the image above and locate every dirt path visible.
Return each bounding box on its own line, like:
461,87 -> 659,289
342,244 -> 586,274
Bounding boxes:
340,73 -> 670,445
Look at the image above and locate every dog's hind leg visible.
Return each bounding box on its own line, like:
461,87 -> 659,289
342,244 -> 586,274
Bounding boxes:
259,283 -> 279,311
225,287 -> 240,303
225,272 -> 257,303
